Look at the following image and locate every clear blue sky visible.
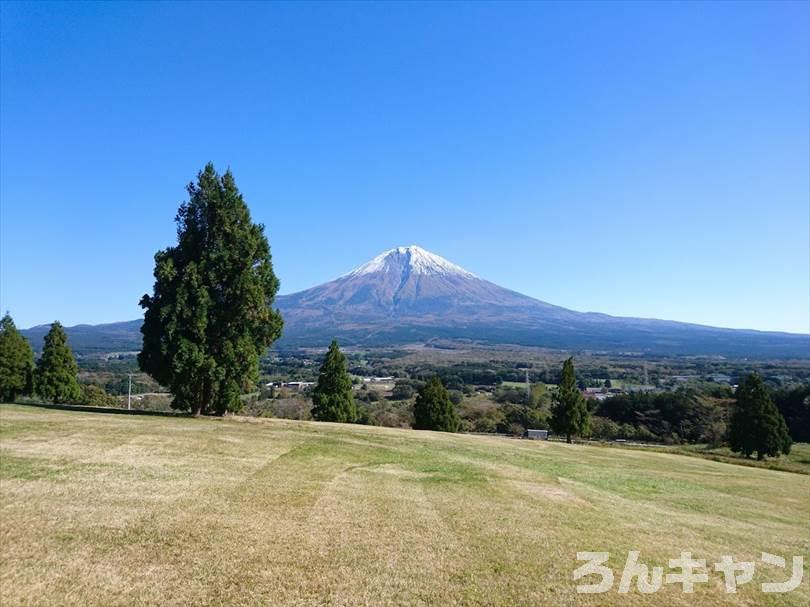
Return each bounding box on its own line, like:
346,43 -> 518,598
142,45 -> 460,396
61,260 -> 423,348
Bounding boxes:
1,1 -> 808,333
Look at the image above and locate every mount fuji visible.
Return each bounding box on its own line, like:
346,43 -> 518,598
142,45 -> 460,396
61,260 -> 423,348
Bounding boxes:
21,245 -> 810,357
277,246 -> 578,335
274,246 -> 808,357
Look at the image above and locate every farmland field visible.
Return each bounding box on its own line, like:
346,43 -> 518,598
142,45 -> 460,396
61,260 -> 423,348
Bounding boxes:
0,403 -> 808,606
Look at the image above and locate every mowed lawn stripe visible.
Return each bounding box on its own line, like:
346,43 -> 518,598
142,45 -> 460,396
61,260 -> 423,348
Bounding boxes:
0,404 -> 807,606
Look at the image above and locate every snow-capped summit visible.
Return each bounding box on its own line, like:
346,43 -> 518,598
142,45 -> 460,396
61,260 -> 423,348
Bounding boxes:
345,245 -> 478,279
278,242 -> 560,331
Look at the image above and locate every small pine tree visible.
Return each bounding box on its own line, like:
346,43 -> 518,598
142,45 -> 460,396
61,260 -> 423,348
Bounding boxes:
550,357 -> 590,443
729,373 -> 791,460
0,313 -> 35,402
413,376 -> 460,432
311,340 -> 357,423
34,321 -> 81,403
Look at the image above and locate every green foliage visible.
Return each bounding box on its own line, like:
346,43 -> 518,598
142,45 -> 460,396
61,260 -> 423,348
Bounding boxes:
138,164 -> 283,415
391,381 -> 416,401
494,384 -> 529,405
493,404 -> 543,435
589,416 -> 622,441
448,389 -> 464,406
772,384 -> 810,443
0,313 -> 35,402
729,373 -> 792,460
76,384 -> 118,407
357,388 -> 380,403
104,375 -> 151,396
413,376 -> 460,432
595,389 -> 728,444
549,357 -> 590,443
34,322 -> 81,403
311,340 -> 357,423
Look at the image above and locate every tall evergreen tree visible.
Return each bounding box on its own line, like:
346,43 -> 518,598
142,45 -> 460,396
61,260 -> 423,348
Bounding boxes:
0,313 -> 35,402
138,164 -> 283,415
550,357 -> 590,443
311,340 -> 357,423
34,321 -> 81,403
729,373 -> 791,460
413,376 -> 460,432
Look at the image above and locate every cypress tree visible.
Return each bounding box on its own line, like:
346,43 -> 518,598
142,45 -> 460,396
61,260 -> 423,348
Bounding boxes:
729,373 -> 791,460
311,339 -> 357,423
34,321 -> 81,403
550,357 -> 590,443
413,376 -> 460,432
138,164 -> 283,415
0,313 -> 35,402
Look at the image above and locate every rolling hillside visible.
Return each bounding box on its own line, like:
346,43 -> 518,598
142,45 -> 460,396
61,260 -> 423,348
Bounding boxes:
1,404 -> 808,606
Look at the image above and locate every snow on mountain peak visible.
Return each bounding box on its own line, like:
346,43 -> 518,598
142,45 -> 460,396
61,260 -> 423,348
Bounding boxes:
345,245 -> 478,279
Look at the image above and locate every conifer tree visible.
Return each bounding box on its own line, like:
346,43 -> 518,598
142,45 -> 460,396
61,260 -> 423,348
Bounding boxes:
0,313 -> 35,402
729,373 -> 791,460
550,357 -> 590,443
413,376 -> 460,432
34,321 -> 81,403
311,340 -> 357,423
138,164 -> 283,415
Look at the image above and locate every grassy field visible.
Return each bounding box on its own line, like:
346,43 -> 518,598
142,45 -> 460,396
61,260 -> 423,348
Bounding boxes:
652,442 -> 810,475
1,404 -> 808,606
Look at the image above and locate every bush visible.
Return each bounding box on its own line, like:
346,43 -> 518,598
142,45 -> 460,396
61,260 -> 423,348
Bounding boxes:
458,399 -> 504,434
504,422 -> 525,436
365,399 -> 413,428
391,382 -> 416,401
358,389 -> 380,403
635,425 -> 656,443
75,384 -> 118,407
270,398 -> 312,420
589,416 -> 620,441
494,385 -> 527,405
470,416 -> 499,433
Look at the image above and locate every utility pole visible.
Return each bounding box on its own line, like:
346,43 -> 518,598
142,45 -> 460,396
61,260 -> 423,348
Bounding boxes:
525,369 -> 531,404
127,373 -> 132,410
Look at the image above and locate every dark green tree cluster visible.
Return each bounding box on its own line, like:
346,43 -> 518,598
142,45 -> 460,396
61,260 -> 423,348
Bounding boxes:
413,376 -> 460,432
139,164 -> 283,415
595,388 -> 725,444
311,340 -> 357,423
550,357 -> 590,443
0,313 -> 35,402
729,373 -> 791,460
772,385 -> 810,443
34,321 -> 81,403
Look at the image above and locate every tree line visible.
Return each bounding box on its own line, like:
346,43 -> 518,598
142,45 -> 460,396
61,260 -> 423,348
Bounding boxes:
0,315 -> 83,403
0,164 -> 798,460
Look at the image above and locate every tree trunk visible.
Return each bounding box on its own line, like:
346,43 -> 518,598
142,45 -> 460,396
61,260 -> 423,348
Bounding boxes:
566,433 -> 572,444
757,452 -> 764,461
192,404 -> 202,417
199,378 -> 212,417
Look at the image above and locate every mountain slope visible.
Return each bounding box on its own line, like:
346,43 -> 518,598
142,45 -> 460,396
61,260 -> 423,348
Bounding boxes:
273,246 -> 809,357
22,320 -> 143,356
21,246 -> 810,357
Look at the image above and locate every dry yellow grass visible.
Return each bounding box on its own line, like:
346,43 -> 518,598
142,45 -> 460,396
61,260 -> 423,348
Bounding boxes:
1,403 -> 808,606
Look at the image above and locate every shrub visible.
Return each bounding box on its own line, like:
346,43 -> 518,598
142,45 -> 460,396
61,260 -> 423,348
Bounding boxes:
75,384 -> 118,407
